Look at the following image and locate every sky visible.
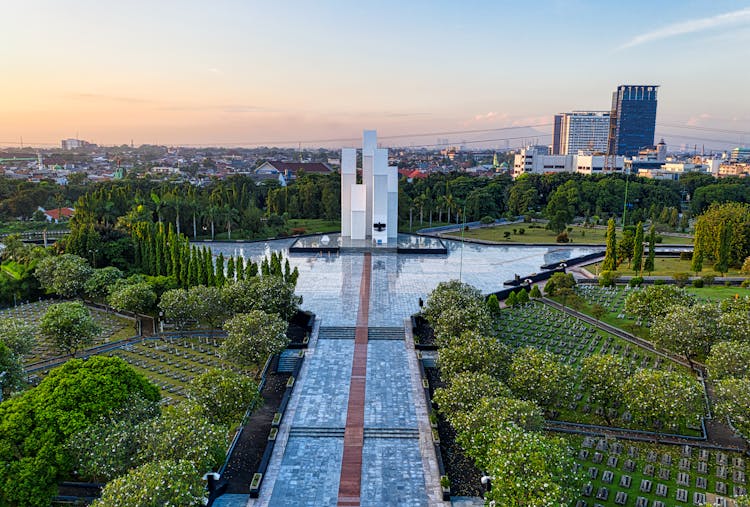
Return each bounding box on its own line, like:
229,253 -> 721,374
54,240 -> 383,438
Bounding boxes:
1,0 -> 749,150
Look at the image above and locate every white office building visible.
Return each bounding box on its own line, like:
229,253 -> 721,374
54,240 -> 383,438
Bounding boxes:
553,111 -> 610,155
513,146 -> 623,178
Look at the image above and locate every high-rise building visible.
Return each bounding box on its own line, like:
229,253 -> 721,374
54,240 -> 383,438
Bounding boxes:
607,85 -> 659,157
552,111 -> 610,155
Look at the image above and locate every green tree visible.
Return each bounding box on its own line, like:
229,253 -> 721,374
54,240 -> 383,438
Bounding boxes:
0,356 -> 159,507
644,226 -> 656,273
622,369 -> 703,430
221,276 -> 301,321
507,347 -> 574,412
580,354 -> 631,425
34,253 -> 93,298
716,220 -> 732,276
189,285 -> 227,331
529,285 -> 542,298
437,330 -> 511,381
138,402 -> 226,472
714,377 -> 750,437
67,396 -> 160,482
718,310 -> 750,342
40,301 -> 101,356
187,368 -> 262,425
601,218 -> 617,271
221,310 -> 289,369
84,266 -> 124,300
481,425 -> 585,507
650,305 -> 719,367
93,459 -> 205,507
624,284 -> 693,322
452,397 -> 544,463
544,272 -> 576,297
631,221 -> 644,273
0,317 -> 35,357
108,282 -> 157,317
432,371 -> 510,419
707,341 -> 750,380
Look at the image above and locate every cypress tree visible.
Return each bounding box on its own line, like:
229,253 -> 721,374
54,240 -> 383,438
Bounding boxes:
235,256 -> 245,281
226,256 -> 235,282
601,218 -> 617,271
204,247 -> 215,286
644,227 -> 656,274
632,221 -> 644,274
716,221 -> 732,276
247,260 -> 259,278
284,258 -> 291,282
215,253 -> 226,286
180,243 -> 190,287
189,246 -> 199,286
197,247 -> 207,285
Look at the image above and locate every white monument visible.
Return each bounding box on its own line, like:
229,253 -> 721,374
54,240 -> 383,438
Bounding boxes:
341,130 -> 398,243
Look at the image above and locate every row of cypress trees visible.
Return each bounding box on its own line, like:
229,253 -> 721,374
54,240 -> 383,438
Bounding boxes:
130,223 -> 299,288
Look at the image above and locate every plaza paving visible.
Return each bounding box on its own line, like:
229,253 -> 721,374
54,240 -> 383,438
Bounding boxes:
207,238 -> 598,507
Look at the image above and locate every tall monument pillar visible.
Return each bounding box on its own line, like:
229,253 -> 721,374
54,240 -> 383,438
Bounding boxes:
341,130 -> 398,243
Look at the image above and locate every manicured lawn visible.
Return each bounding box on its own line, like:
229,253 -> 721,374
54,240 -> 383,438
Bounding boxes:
448,223 -> 693,245
286,218 -> 340,234
584,257 -> 746,277
687,285 -> 750,301
402,220 -> 452,233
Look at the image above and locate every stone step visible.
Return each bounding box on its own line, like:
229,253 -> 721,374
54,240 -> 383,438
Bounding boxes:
364,427 -> 420,438
318,327 -> 356,340
289,426 -> 345,438
277,350 -> 300,373
367,327 -> 405,340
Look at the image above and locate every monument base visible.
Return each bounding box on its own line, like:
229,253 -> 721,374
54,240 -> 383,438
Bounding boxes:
288,233 -> 447,255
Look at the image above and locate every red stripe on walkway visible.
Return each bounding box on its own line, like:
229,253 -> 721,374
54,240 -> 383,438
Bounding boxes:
337,253 -> 371,507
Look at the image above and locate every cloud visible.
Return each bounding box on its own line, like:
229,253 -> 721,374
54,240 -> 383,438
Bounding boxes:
686,113 -> 712,126
618,7 -> 750,49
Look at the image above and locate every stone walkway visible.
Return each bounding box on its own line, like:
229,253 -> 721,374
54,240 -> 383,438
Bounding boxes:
252,252 -> 446,507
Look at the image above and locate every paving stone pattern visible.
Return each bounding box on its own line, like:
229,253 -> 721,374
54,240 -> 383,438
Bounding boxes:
267,436 -> 344,507
360,437 -> 428,507
364,340 -> 417,429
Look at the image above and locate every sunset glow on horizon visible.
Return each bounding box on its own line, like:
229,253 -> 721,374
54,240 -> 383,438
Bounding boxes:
2,0 -> 749,148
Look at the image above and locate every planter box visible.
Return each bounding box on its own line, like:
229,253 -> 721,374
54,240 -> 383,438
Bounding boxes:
271,412 -> 282,427
249,473 -> 263,498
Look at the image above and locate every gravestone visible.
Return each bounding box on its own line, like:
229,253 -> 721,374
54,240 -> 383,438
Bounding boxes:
614,491 -> 627,505
619,475 -> 632,488
596,487 -> 609,501
640,479 -> 652,493
658,468 -> 670,481
582,483 -> 593,497
675,488 -> 688,503
655,483 -> 668,497
589,467 -> 598,480
697,461 -> 708,474
696,476 -> 707,489
607,456 -> 618,468
677,472 -> 690,486
602,470 -> 614,484
693,492 -> 706,505
624,459 -> 636,472
643,464 -> 655,476
635,497 -> 648,507
716,482 -> 727,495
679,457 -> 691,470
592,452 -> 603,464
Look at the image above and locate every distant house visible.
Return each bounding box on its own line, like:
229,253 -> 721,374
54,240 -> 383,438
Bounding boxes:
39,207 -> 75,223
256,161 -> 333,181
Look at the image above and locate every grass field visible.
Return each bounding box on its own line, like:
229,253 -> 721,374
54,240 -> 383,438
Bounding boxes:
286,218 -> 341,234
584,257 -> 746,277
447,224 -> 694,245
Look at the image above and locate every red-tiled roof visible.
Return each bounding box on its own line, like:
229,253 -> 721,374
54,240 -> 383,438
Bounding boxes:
407,170 -> 427,179
44,207 -> 75,220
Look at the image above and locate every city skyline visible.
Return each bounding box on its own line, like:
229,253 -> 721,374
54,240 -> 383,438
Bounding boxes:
1,0 -> 749,149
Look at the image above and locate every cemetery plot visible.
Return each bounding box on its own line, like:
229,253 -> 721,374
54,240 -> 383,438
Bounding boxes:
107,335 -> 251,406
494,302 -> 704,435
568,436 -> 747,507
0,300 -> 132,366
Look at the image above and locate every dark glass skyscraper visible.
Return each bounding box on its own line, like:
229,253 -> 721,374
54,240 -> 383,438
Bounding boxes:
607,85 -> 658,157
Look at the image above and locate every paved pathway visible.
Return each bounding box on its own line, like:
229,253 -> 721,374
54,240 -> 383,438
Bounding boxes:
255,252 -> 445,507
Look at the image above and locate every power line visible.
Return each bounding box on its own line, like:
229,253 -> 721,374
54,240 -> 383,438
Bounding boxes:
0,123 -> 554,149
656,123 -> 750,136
